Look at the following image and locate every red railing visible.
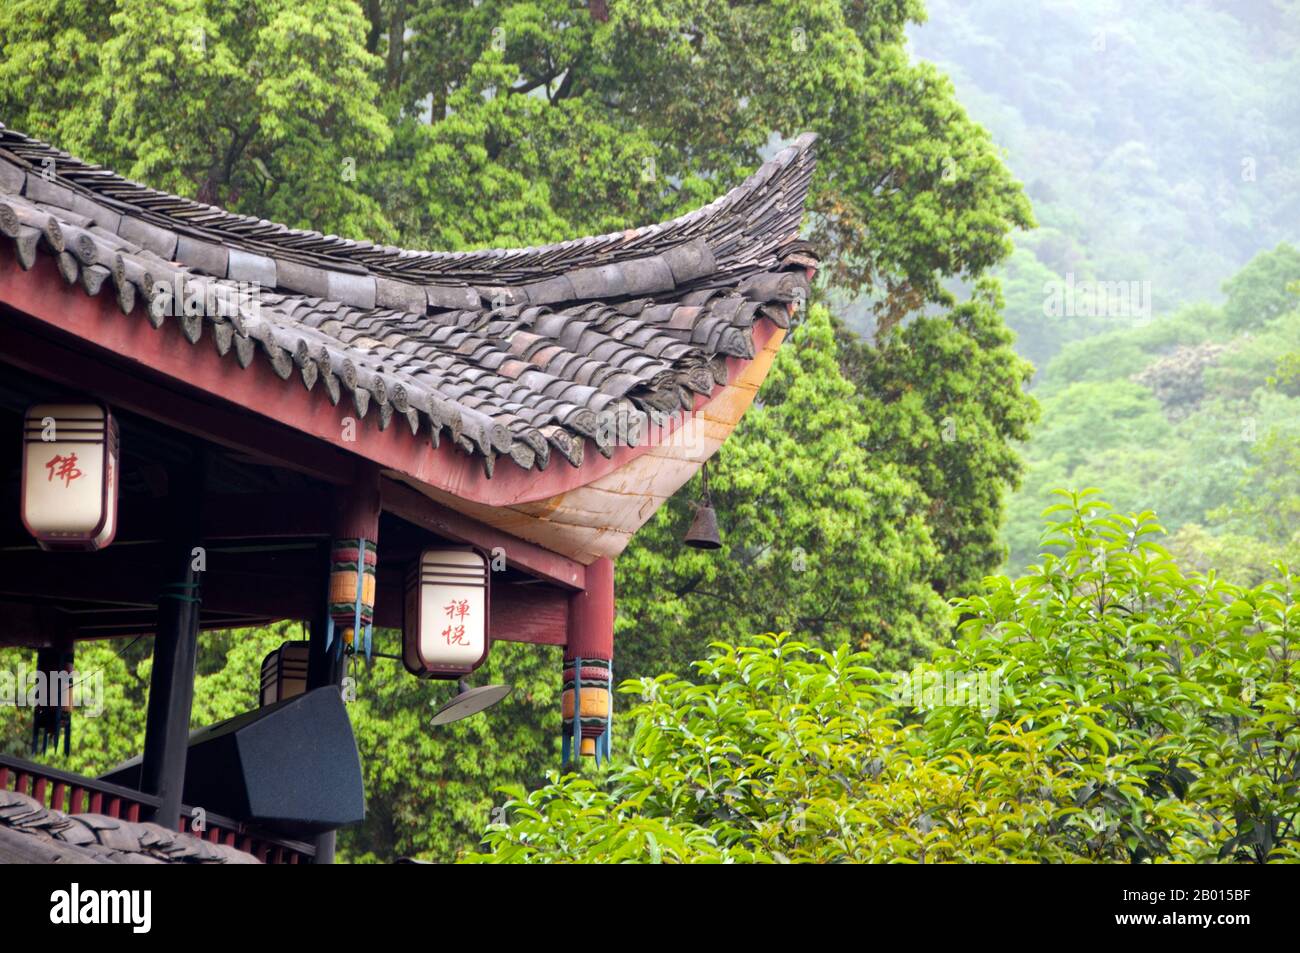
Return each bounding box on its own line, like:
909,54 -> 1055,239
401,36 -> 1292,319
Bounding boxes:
1,754 -> 154,821
0,753 -> 315,864
177,806 -> 314,864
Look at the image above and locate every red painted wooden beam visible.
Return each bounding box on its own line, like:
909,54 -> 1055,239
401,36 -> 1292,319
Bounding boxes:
203,491 -> 332,540
490,582 -> 568,646
381,478 -> 585,590
334,464 -> 381,541
0,317 -> 578,588
0,247 -> 777,507
0,549 -> 319,623
368,564 -> 571,646
0,306 -> 360,487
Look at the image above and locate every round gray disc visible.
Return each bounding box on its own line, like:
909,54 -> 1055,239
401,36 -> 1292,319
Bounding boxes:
430,684 -> 513,725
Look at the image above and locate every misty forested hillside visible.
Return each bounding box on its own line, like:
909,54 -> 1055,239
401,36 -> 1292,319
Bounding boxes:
911,0 -> 1300,368
909,0 -> 1300,574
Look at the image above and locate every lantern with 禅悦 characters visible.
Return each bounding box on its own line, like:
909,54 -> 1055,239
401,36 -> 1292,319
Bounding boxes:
403,548 -> 490,678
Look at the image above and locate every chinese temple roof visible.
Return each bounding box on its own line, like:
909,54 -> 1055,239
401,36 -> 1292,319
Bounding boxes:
0,124 -> 816,478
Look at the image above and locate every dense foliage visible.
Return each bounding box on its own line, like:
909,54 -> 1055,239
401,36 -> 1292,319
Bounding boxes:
472,494 -> 1300,863
836,278 -> 1038,599
617,303 -> 949,679
908,2 -> 1300,589
617,282 -> 1037,682
1004,244 -> 1300,578
0,626 -> 290,777
0,626 -> 565,863
0,0 -> 1032,317
0,0 -> 1043,863
12,2 -> 1293,865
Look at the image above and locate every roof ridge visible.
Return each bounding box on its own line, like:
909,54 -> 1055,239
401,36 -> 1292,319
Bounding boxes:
0,125 -> 816,291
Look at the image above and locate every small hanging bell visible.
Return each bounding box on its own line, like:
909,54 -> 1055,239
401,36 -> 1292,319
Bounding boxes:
684,461 -> 723,550
684,503 -> 722,549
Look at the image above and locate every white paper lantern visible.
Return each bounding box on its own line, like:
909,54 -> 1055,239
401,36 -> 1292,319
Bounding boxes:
403,548 -> 490,678
21,402 -> 120,551
260,641 -> 310,707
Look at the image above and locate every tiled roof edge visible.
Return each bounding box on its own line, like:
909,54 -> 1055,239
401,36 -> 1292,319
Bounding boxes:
0,788 -> 261,864
0,121 -> 818,479
0,123 -> 817,293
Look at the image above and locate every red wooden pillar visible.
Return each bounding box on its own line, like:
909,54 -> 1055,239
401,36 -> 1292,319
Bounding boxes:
318,464 -> 381,669
562,557 -> 614,764
307,462 -> 380,864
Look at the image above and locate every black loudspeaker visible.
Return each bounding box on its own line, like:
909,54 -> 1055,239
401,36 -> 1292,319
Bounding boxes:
104,687 -> 365,835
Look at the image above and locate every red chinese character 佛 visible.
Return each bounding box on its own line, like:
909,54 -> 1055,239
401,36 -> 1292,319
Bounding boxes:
44,452 -> 83,488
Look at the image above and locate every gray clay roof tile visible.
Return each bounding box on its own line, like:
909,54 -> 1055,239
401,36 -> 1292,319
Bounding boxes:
0,125 -> 817,477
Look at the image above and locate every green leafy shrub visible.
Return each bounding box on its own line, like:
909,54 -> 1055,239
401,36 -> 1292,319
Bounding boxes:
468,492 -> 1299,863
1222,243 -> 1300,330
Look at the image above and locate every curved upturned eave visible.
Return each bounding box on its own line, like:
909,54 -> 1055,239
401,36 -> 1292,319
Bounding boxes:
393,316 -> 790,563
0,121 -> 817,518
0,247 -> 793,513
0,123 -> 818,473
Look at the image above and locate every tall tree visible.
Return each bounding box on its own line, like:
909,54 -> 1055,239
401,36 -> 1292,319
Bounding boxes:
2,1 -> 1032,306
616,304 -> 949,680
837,279 -> 1038,598
0,0 -> 393,235
1221,242 -> 1300,330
